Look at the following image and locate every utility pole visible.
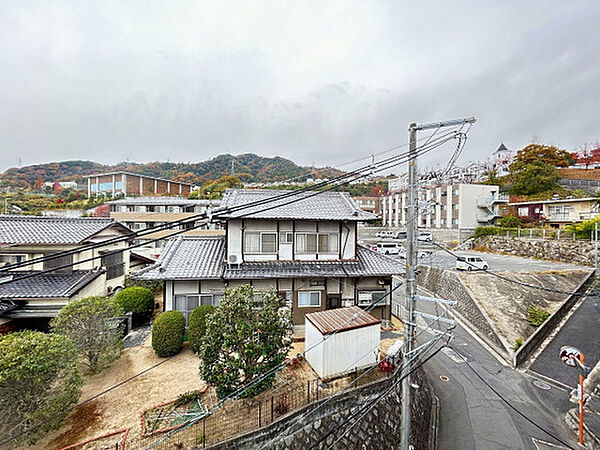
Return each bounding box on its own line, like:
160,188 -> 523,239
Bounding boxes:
401,117 -> 475,450
595,221 -> 598,271
401,123 -> 418,450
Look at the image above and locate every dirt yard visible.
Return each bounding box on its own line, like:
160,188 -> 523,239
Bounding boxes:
36,324 -> 401,450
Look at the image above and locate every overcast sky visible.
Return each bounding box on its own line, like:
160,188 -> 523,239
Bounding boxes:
1,1 -> 599,174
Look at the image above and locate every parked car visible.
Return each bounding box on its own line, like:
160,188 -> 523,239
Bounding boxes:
398,249 -> 431,259
456,256 -> 488,271
375,242 -> 403,255
376,230 -> 395,239
417,231 -> 433,242
392,231 -> 407,240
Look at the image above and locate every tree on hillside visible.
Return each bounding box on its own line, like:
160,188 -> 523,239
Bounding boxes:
511,143 -> 571,168
193,175 -> 243,199
198,286 -> 292,399
33,177 -> 45,191
481,169 -> 503,186
0,331 -> 82,444
509,160 -> 559,195
51,296 -> 123,374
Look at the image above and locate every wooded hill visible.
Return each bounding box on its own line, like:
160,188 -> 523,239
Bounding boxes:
0,154 -> 345,189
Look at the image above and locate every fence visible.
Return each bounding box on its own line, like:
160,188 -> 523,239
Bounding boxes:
121,363 -> 389,449
481,227 -> 595,241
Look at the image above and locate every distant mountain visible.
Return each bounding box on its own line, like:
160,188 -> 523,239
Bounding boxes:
0,154 -> 345,189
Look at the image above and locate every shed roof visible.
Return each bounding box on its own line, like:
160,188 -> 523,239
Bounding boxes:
215,189 -> 377,221
305,306 -> 381,335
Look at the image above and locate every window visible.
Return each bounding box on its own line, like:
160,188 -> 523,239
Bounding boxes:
101,252 -> 124,280
0,254 -> 27,268
174,293 -> 220,323
280,232 -> 293,244
244,232 -> 277,254
298,291 -> 321,307
517,207 -> 529,216
43,253 -> 73,273
295,233 -> 339,253
358,291 -> 387,306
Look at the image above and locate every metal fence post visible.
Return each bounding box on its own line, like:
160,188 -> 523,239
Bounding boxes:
558,229 -> 561,240
518,228 -> 521,238
271,395 -> 274,423
543,228 -> 546,239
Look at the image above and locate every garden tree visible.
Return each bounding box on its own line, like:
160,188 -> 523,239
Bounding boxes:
114,286 -> 155,324
498,214 -> 521,228
512,143 -> 571,168
0,331 -> 82,444
188,305 -> 216,354
566,216 -> 600,239
481,169 -> 503,186
51,296 -> 123,373
198,286 -> 293,399
509,161 -> 559,195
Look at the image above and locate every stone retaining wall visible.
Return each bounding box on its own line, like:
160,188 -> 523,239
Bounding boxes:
417,265 -> 508,356
476,236 -> 596,266
206,367 -> 436,450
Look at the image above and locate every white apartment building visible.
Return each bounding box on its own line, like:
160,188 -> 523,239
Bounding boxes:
381,183 -> 507,229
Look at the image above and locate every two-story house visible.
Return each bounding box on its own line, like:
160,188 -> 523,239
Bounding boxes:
0,215 -> 131,332
133,189 -> 404,330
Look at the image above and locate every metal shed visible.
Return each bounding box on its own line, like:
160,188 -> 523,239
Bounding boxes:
304,306 -> 381,380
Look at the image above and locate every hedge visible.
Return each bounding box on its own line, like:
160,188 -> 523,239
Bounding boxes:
114,287 -> 155,324
188,305 -> 216,353
152,311 -> 185,357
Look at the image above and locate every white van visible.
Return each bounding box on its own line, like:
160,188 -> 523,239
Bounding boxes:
417,231 -> 433,242
376,242 -> 403,255
456,256 -> 489,271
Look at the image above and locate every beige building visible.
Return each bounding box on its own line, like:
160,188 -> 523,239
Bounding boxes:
106,197 -> 223,258
381,183 -> 507,230
0,216 -> 131,331
508,197 -> 600,228
87,171 -> 194,197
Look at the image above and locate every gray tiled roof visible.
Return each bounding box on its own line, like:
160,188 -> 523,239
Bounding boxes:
215,189 -> 377,221
133,236 -> 225,280
0,215 -> 126,245
132,236 -> 403,281
106,197 -> 220,207
0,270 -> 104,299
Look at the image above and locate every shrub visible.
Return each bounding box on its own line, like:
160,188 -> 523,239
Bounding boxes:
152,311 -> 185,357
0,331 -> 82,444
114,287 -> 155,324
124,276 -> 164,296
566,217 -> 600,240
51,296 -> 123,373
513,338 -> 524,351
473,226 -> 497,240
526,306 -> 550,327
498,215 -> 521,228
188,305 -> 216,353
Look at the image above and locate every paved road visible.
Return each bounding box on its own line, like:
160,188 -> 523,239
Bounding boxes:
392,288 -> 579,449
377,242 -> 587,273
529,295 -> 600,387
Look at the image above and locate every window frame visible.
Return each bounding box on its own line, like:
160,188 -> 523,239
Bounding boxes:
297,291 -> 321,308
243,231 -> 278,254
357,290 -> 387,307
295,232 -> 339,254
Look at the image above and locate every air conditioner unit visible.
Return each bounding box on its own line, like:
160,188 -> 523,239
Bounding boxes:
227,253 -> 242,270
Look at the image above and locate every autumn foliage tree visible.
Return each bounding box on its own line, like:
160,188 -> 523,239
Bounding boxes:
198,285 -> 292,398
512,143 -> 571,168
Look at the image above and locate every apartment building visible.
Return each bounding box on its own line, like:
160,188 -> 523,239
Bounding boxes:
508,197 -> 600,228
87,171 -> 194,197
133,189 -> 403,329
381,183 -> 507,229
0,216 -> 131,331
106,196 -> 222,258
353,196 -> 381,215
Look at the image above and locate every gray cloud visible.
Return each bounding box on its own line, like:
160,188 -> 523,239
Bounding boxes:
0,1 -> 598,174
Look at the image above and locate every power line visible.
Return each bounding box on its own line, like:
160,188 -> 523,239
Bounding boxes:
0,129 -> 459,274
0,131 -> 461,285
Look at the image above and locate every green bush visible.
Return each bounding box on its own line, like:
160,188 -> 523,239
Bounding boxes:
513,338 -> 524,351
152,311 -> 185,357
566,217 -> 600,240
188,305 -> 216,353
498,215 -> 521,228
473,226 -> 498,240
526,306 -> 550,327
114,287 -> 155,324
124,276 -> 164,296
